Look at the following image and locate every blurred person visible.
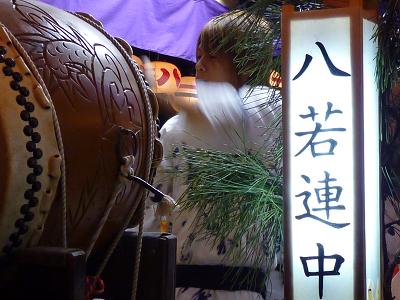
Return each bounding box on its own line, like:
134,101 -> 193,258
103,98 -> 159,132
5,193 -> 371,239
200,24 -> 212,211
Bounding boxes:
144,10 -> 283,300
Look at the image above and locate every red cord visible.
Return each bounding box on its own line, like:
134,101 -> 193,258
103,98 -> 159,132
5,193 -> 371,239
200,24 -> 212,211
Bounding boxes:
85,276 -> 105,300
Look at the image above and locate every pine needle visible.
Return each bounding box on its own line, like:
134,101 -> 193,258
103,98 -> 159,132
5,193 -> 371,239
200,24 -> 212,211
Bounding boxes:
165,147 -> 283,277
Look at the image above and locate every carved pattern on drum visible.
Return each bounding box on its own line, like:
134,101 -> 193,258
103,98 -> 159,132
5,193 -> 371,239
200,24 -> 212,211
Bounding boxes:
13,1 -> 141,125
9,0 -> 152,251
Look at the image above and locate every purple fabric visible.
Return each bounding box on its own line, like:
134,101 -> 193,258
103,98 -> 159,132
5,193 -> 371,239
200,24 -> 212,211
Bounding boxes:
38,0 -> 228,62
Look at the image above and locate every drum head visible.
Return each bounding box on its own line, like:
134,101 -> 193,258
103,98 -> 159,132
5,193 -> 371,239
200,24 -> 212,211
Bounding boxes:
0,23 -> 61,258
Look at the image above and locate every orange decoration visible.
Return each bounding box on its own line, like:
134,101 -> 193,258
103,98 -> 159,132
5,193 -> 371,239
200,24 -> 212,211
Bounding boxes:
144,61 -> 182,94
269,70 -> 283,88
171,76 -> 198,113
144,61 -> 182,120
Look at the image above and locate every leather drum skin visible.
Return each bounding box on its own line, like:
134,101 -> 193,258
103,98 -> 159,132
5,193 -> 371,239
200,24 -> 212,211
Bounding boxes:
0,24 -> 61,258
0,0 -> 158,267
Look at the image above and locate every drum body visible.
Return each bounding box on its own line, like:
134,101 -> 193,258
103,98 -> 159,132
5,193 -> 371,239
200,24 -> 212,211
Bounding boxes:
0,23 -> 61,259
0,0 -> 157,264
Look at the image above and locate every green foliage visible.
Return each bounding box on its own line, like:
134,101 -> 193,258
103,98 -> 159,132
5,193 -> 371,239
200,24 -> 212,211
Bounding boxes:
167,146 -> 283,273
374,0 -> 400,91
214,5 -> 281,89
375,0 -> 400,222
218,0 -> 325,88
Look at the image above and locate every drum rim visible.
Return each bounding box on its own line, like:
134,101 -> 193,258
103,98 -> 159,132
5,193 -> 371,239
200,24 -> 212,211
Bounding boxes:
0,22 -> 62,258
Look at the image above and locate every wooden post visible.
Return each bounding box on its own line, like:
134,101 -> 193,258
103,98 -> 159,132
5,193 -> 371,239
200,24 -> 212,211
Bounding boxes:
12,247 -> 86,300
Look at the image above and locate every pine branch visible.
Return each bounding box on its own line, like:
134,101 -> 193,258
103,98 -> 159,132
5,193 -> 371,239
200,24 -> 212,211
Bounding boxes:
166,147 -> 283,274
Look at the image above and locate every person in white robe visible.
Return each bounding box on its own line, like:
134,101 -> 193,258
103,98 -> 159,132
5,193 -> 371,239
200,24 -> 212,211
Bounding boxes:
144,10 -> 284,300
